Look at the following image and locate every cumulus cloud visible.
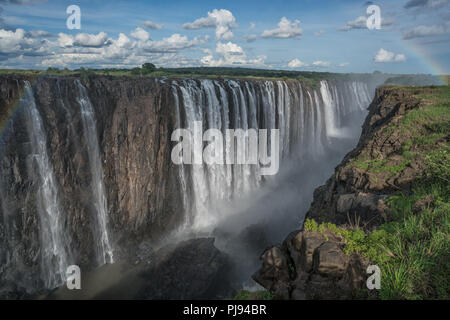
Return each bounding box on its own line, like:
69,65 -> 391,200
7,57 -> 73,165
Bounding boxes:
26,30 -> 54,38
374,48 -> 406,62
312,60 -> 331,67
141,33 -> 208,53
403,22 -> 450,39
73,32 -> 109,47
142,20 -> 163,30
0,28 -> 26,53
56,32 -> 110,48
131,27 -> 150,41
201,41 -> 266,67
183,9 -> 236,40
287,58 -> 308,68
339,16 -> 394,31
261,17 -> 302,39
0,28 -> 49,56
0,23 -> 208,69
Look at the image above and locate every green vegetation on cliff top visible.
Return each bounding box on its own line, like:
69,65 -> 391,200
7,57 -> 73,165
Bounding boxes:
306,86 -> 450,300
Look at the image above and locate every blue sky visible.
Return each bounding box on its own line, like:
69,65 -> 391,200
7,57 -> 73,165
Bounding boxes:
0,0 -> 449,74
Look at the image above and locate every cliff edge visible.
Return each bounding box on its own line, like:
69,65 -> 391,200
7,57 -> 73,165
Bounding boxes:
254,86 -> 449,299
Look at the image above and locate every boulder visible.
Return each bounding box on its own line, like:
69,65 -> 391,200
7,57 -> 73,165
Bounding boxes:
313,242 -> 347,278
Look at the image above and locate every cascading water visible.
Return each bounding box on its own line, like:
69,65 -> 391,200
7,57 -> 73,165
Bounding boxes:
22,81 -> 69,288
171,79 -> 372,233
0,76 -> 375,296
75,80 -> 114,265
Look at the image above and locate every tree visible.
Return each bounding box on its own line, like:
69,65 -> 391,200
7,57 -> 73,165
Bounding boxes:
131,67 -> 142,76
142,63 -> 156,73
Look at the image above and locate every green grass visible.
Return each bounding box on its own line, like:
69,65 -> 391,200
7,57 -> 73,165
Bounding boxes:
304,181 -> 449,300
233,290 -> 273,300
351,86 -> 449,179
304,86 -> 450,299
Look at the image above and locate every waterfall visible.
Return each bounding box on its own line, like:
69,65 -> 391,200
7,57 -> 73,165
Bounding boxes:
171,79 -> 372,232
22,81 -> 68,288
320,80 -> 339,138
75,80 -> 114,265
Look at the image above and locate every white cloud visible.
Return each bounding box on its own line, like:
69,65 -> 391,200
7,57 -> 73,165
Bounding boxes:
142,20 -> 163,30
0,28 -> 50,56
338,62 -> 350,67
26,30 -> 54,38
312,60 -> 331,67
131,27 -> 150,41
374,48 -> 406,62
287,58 -> 308,68
57,32 -> 110,48
57,32 -> 74,47
261,17 -> 303,39
201,41 -> 266,67
141,34 -> 208,52
339,16 -> 394,31
0,28 -> 26,53
183,9 -> 236,40
74,32 -> 109,47
25,26 -> 208,69
403,22 -> 450,39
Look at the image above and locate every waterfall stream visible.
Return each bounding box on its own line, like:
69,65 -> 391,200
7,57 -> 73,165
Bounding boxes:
171,79 -> 372,233
23,81 -> 69,288
75,80 -> 114,265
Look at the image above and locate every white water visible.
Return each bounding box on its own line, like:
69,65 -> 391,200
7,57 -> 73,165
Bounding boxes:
171,79 -> 372,233
75,80 -> 114,265
22,81 -> 69,288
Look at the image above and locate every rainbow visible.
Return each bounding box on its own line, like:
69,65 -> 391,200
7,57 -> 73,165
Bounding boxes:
404,40 -> 449,85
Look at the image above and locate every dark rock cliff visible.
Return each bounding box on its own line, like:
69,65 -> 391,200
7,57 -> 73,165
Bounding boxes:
253,86 -> 443,299
305,87 -> 427,227
0,75 -> 182,295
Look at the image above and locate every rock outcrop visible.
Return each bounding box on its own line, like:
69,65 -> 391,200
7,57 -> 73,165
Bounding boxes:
306,86 -> 428,228
253,229 -> 367,299
253,86 -> 442,299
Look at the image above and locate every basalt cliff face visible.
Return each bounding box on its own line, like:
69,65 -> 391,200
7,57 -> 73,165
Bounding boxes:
0,76 -> 182,295
253,86 -> 447,299
0,74 -> 375,297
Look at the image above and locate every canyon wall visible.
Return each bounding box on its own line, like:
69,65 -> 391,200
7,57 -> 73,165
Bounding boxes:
0,75 -> 373,296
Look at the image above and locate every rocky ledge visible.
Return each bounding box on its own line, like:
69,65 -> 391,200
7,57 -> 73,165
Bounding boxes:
253,86 -> 449,299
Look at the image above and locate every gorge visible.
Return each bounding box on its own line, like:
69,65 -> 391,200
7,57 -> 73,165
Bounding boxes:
0,73 -> 424,298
